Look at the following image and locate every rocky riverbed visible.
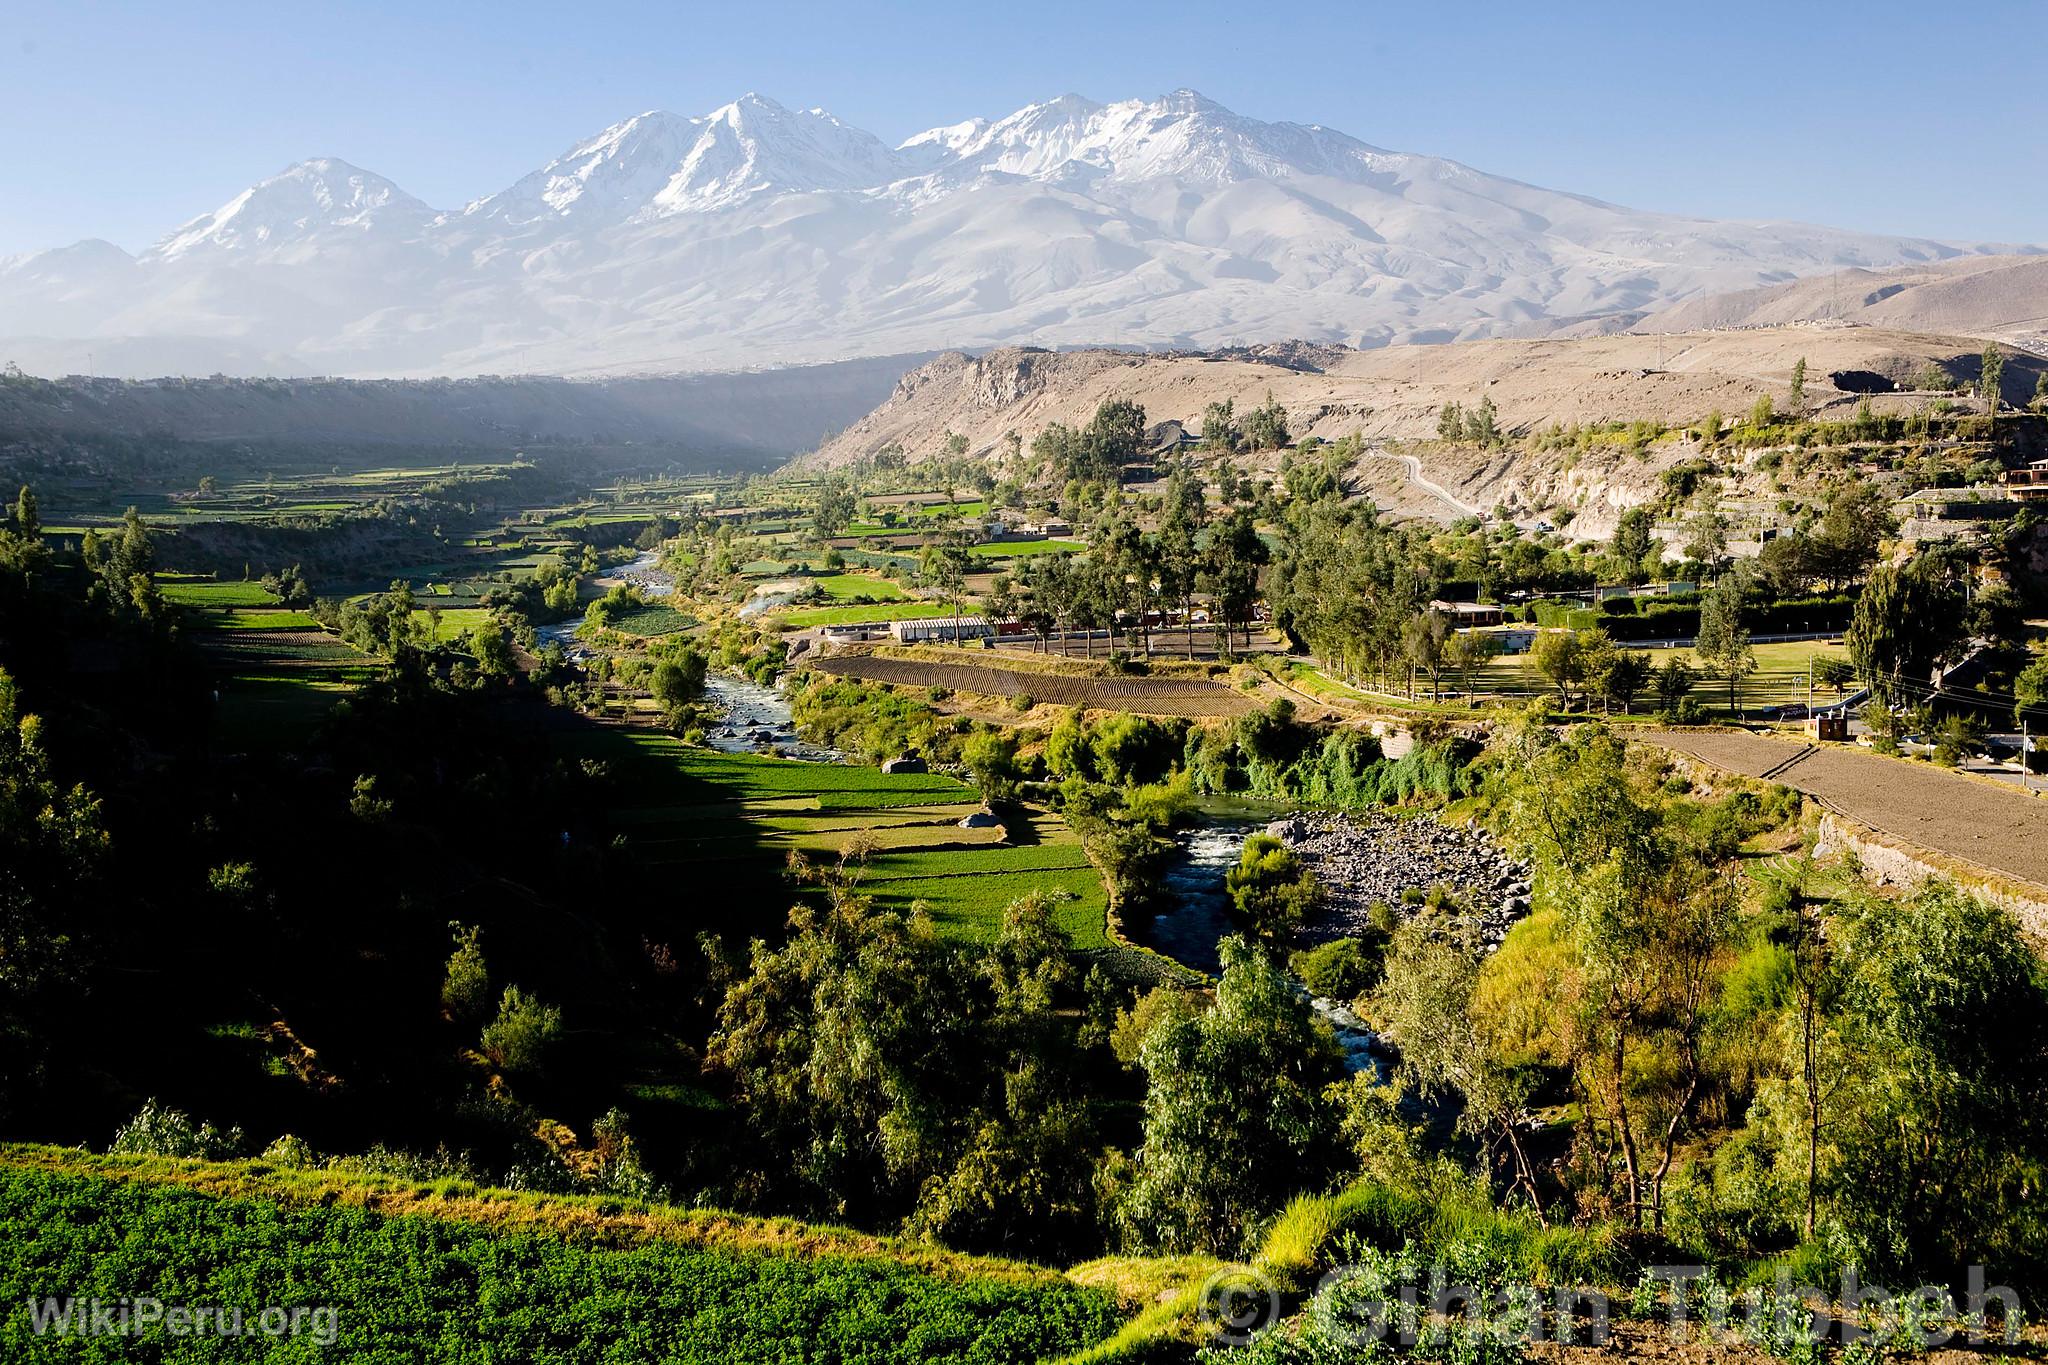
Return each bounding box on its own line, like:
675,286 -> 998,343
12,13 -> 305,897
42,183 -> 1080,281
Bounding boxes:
1265,811 -> 1531,949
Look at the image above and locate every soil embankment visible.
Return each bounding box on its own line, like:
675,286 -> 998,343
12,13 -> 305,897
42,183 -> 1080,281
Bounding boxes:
1641,729 -> 2048,896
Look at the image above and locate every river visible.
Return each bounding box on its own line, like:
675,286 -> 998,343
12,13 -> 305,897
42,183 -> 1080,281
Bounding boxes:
1136,815 -> 1384,1074
701,672 -> 840,762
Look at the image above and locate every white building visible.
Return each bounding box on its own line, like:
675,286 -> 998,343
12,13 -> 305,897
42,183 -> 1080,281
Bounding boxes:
890,615 -> 994,644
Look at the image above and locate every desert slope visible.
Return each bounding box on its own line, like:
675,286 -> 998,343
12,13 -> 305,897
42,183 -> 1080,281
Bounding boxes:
0,354 -> 922,464
1634,254 -> 2048,349
811,327 -> 2026,464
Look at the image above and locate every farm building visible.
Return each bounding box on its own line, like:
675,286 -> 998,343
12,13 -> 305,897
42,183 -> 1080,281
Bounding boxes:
1429,600 -> 1504,627
890,615 -> 994,644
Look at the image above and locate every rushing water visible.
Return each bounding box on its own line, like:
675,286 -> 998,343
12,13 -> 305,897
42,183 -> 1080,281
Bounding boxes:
1139,817 -> 1384,1074
701,673 -> 841,762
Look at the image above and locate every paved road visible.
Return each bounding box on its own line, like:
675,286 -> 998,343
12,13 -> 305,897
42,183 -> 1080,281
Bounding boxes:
1640,729 -> 2048,891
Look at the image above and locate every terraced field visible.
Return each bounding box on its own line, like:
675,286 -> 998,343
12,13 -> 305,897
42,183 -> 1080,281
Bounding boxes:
1641,727 -> 2048,899
561,731 -> 1110,946
168,579 -> 376,748
809,572 -> 910,601
0,1148 -> 1121,1365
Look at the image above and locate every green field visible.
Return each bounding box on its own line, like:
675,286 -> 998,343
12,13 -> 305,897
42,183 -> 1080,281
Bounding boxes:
561,731 -> 1110,947
195,608 -> 323,632
211,672 -> 368,749
966,539 -> 1086,559
412,606 -> 495,643
1479,636 -> 1850,714
161,580 -> 281,608
0,1149 -> 1120,1365
607,602 -> 698,636
778,601 -> 942,629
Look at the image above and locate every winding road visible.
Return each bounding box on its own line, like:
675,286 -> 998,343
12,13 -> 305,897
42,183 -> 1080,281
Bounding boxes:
1361,448 -> 1490,518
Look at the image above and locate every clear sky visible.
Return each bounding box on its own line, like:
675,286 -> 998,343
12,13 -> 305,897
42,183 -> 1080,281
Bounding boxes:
3,0 -> 2042,256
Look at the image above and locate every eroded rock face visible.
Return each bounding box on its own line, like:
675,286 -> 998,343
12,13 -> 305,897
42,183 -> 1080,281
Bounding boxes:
1267,811 -> 1530,950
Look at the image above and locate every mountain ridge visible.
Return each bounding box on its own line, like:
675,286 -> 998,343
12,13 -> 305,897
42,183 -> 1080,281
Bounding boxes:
2,89 -> 2035,379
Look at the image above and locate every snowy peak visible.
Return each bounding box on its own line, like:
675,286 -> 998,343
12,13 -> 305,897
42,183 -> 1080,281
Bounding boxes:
900,89 -> 1390,187
652,93 -> 902,213
470,110 -> 701,227
471,94 -> 903,228
146,158 -> 433,259
4,88 -> 2023,379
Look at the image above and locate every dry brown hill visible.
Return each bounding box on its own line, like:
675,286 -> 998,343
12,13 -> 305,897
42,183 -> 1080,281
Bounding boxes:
808,327 -> 2028,471
802,327 -> 2046,538
1634,254 -> 2048,349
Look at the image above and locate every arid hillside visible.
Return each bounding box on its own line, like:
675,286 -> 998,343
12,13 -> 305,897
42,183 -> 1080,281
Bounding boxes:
1633,254 -> 2048,349
809,327 -> 2026,468
803,327 -> 2045,534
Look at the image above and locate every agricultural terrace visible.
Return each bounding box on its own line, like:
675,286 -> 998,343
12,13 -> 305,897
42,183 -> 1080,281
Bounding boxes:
808,572 -> 910,600
559,730 -> 1109,947
165,577 -> 377,748
965,538 -> 1086,559
778,601 -> 944,629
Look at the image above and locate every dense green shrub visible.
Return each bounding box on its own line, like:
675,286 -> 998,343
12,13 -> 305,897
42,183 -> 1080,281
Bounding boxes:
1289,937 -> 1386,1003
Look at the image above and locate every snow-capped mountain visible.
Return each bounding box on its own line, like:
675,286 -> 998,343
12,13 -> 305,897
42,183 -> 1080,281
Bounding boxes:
145,158 -> 437,260
1,90 -> 2029,378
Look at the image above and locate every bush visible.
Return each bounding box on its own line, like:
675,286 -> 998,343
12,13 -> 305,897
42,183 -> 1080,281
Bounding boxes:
108,1100 -> 244,1160
1289,937 -> 1385,1003
440,922 -> 491,1020
261,1134 -> 319,1169
480,986 -> 563,1076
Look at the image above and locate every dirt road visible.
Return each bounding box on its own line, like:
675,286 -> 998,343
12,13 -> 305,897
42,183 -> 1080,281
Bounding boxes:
809,655 -> 1252,717
1362,448 -> 1489,518
1640,729 -> 2048,891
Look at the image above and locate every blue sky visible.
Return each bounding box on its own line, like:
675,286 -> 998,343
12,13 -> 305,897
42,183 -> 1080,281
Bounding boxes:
3,0 -> 2041,255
